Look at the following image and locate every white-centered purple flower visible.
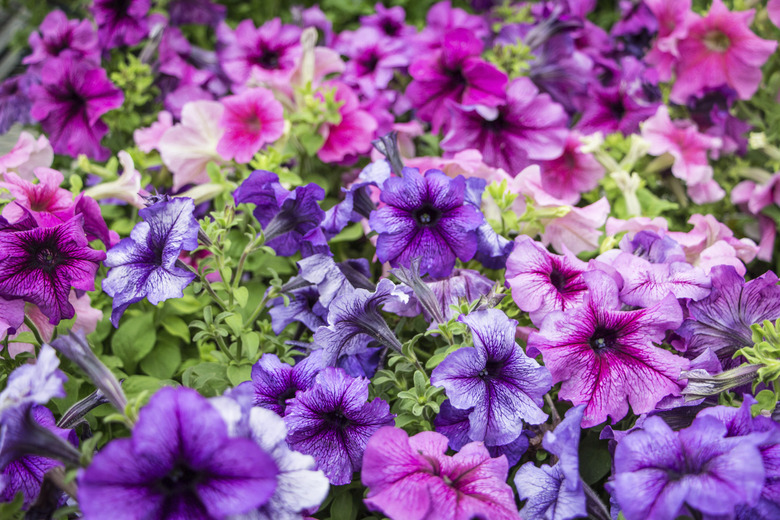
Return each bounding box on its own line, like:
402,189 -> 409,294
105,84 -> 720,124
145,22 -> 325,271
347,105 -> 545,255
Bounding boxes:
78,387 -> 279,519
102,197 -> 200,327
527,270 -> 687,427
284,367 -> 394,485
369,167 -> 483,279
431,308 -> 551,446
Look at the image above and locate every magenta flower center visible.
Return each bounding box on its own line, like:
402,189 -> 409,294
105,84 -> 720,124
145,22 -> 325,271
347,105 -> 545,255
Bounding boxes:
588,326 -> 619,352
703,30 -> 730,53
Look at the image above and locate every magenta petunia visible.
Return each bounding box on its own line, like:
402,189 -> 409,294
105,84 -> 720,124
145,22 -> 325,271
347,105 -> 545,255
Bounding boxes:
216,87 -> 285,164
671,0 -> 777,103
91,0 -> 150,49
337,27 -> 410,98
362,426 -> 521,520
317,81 -> 378,164
538,132 -> 604,205
23,10 -> 99,68
527,269 -> 688,427
29,58 -> 124,161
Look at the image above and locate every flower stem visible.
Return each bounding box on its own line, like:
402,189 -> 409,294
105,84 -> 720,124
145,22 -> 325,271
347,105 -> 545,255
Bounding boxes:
212,330 -> 236,362
24,316 -> 45,347
176,259 -> 229,312
243,290 -> 273,330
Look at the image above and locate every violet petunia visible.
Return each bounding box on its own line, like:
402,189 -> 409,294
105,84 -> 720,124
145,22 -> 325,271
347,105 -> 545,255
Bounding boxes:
338,27 -> 409,98
361,426 -> 521,520
0,75 -> 35,135
102,197 -> 200,327
611,415 -> 765,520
431,308 -> 551,446
369,167 -> 483,279
240,351 -> 324,416
78,387 -> 279,519
23,10 -> 99,68
676,265 -> 780,369
29,58 -> 124,161
527,270 -> 688,427
91,0 -> 150,49
285,367 -> 394,485
0,217 -> 105,325
267,285 -> 327,334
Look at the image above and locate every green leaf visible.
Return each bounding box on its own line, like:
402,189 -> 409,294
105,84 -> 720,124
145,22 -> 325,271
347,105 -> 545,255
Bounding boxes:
329,222 -> 364,243
299,132 -> 325,156
112,313 -> 156,367
161,316 -> 191,342
167,294 -> 204,314
329,489 -> 355,520
234,286 -> 249,308
139,341 -> 182,380
182,363 -> 230,396
225,314 -> 244,337
579,431 -> 612,485
241,332 -> 260,360
122,375 -> 165,398
0,491 -> 25,519
227,364 -> 252,386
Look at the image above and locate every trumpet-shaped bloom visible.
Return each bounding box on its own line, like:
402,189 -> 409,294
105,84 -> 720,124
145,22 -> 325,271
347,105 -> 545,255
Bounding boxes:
285,367 -> 394,485
527,270 -> 687,427
242,351 -> 324,416
102,197 -> 200,326
369,168 -> 483,279
361,426 -> 521,520
216,87 -> 285,164
23,10 -> 99,68
431,309 -> 551,446
0,217 -> 105,325
317,82 -> 377,164
539,133 -> 604,205
78,387 -> 279,519
91,0 -> 149,49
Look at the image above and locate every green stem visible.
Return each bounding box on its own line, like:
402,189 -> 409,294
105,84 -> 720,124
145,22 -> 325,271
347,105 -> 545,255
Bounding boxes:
24,316 -> 45,347
177,260 -> 229,312
243,290 -> 272,330
213,330 -> 236,362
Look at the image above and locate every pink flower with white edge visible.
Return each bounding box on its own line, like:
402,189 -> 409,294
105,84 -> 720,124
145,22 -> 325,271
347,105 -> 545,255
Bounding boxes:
644,0 -> 696,81
158,100 -> 225,190
133,111 -> 173,153
671,0 -> 777,103
541,197 -> 610,255
0,132 -> 53,180
317,82 -> 377,164
667,214 -> 757,275
216,87 -> 285,164
539,132 -> 604,205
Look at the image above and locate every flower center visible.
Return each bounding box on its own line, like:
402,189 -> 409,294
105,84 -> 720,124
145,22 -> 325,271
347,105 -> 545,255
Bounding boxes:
478,359 -> 503,381
245,114 -> 263,133
703,30 -> 730,53
548,266 -> 569,292
361,52 -> 380,73
382,20 -> 400,37
324,408 -> 351,430
159,463 -> 204,496
588,326 -> 618,352
257,50 -> 280,69
34,248 -> 63,273
413,205 -> 442,227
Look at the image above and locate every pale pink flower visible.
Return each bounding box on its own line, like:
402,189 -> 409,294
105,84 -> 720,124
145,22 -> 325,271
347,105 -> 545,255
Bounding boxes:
770,0 -> 780,28
671,0 -> 777,103
216,87 -> 285,164
0,132 -> 53,180
605,216 -> 669,237
133,110 -> 173,153
158,100 -> 225,190
541,197 -> 610,255
539,132 -> 604,205
667,214 -> 757,275
731,173 -> 780,261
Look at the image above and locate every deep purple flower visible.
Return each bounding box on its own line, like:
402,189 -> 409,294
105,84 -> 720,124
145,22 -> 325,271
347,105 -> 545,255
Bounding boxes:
360,3 -> 416,41
29,58 -> 124,161
91,0 -> 149,49
362,426 -> 521,520
527,270 -> 687,427
24,10 -> 99,68
268,286 -> 327,334
0,74 -> 35,134
677,265 -> 780,370
514,405 -> 587,520
78,387 -> 278,519
505,236 -> 588,327
217,19 -> 302,87
611,415 -> 765,520
0,297 -> 24,339
369,168 -> 483,279
240,351 -> 324,416
338,27 -> 409,98
440,77 -> 568,175
611,0 -> 658,58
432,309 -> 551,446
313,278 -> 405,365
102,197 -> 200,327
406,28 -> 507,134
233,170 -> 326,257
285,367 -> 394,485
168,0 -> 226,27
687,86 -> 750,157
622,230 -> 686,264
0,217 -> 105,325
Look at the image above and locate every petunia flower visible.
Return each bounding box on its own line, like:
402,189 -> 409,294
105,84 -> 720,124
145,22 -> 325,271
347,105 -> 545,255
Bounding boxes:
441,77 -> 568,176
168,0 -> 226,27
432,309 -> 550,446
23,9 -> 99,68
644,0 -> 695,81
361,426 -> 521,520
611,414 -> 765,520
132,111 -> 173,154
0,344 -> 66,411
0,167 -> 72,224
102,197 -> 200,327
78,387 -> 279,519
0,297 -> 24,340
671,0 -> 777,103
216,87 -> 285,164
0,217 -> 105,325
91,0 -> 150,49
337,27 -> 409,98
505,236 -> 588,327
369,167 -> 483,279
240,351 -> 324,416
29,58 -> 124,161
406,28 -> 507,134
0,131 -> 53,180
0,74 -> 35,135
527,270 -> 687,427
539,132 -> 604,205
360,3 -> 416,42
267,285 -> 327,334
415,0 -> 490,51
285,367 -> 394,485
316,81 -> 378,164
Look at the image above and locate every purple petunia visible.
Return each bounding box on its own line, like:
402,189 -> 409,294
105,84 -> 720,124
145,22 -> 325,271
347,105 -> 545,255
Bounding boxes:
0,216 -> 105,325
527,269 -> 687,427
285,367 -> 394,485
431,308 -> 551,446
102,197 -> 200,327
240,351 -> 324,416
78,387 -> 279,519
29,58 -> 124,161
91,0 -> 150,49
23,10 -> 99,68
369,168 -> 483,279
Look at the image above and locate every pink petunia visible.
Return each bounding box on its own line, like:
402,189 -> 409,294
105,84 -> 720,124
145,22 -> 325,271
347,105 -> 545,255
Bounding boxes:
133,111 -> 173,153
0,132 -> 53,180
539,132 -> 604,205
644,0 -> 696,81
216,87 -> 285,164
317,82 -> 377,164
0,167 -> 72,224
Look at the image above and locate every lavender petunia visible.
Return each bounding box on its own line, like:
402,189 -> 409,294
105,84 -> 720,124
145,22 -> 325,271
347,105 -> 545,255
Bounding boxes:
676,265 -> 780,369
611,414 -> 765,520
369,168 -> 483,279
431,308 -> 551,446
102,197 -> 200,327
240,351 -> 324,416
0,217 -> 105,325
78,387 -> 278,519
267,286 -> 327,334
611,252 -> 711,308
527,270 -> 687,427
0,75 -> 35,135
285,367 -> 394,485
362,426 -> 521,520
168,0 -> 226,27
